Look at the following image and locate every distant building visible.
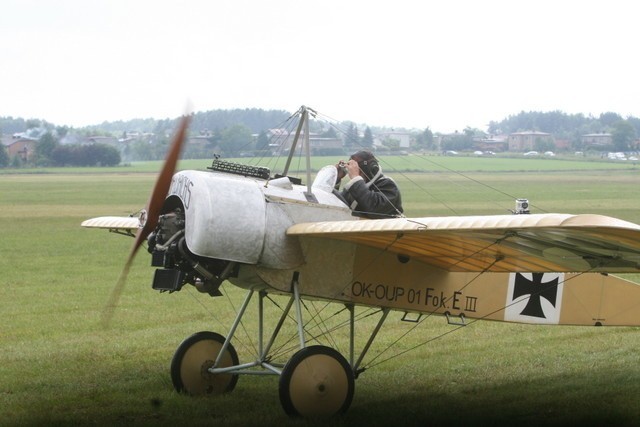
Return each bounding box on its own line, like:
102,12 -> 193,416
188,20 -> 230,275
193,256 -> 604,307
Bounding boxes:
508,131 -> 554,152
581,133 -> 612,148
553,139 -> 572,151
475,135 -> 508,152
187,135 -> 213,146
267,129 -> 342,154
86,136 -> 119,146
1,135 -> 37,162
374,131 -> 411,149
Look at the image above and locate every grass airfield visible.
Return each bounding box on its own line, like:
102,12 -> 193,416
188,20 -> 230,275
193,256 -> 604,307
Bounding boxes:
1,156 -> 640,426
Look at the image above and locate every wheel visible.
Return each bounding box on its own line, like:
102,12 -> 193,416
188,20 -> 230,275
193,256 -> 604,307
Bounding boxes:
170,331 -> 239,395
279,345 -> 354,417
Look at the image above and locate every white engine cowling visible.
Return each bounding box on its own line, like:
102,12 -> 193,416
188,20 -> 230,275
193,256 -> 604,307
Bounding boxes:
167,170 -> 305,269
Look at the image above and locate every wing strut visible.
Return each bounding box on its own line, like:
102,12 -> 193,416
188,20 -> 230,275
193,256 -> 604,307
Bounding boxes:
353,308 -> 390,378
292,275 -> 307,349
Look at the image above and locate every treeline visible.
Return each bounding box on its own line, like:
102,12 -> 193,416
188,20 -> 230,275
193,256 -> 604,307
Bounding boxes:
81,108 -> 293,135
1,109 -> 294,167
190,109 -> 292,133
0,131 -> 120,168
4,109 -> 640,140
49,143 -> 120,167
2,109 -> 639,168
37,131 -> 120,167
488,110 -> 640,139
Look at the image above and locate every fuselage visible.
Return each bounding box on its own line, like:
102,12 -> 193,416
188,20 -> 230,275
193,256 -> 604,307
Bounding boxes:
152,166 -> 640,327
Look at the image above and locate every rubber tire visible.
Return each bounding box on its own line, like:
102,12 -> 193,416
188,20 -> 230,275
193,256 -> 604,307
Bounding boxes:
170,331 -> 239,395
279,345 -> 354,417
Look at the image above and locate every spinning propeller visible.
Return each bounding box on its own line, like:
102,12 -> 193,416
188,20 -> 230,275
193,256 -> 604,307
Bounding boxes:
101,114 -> 191,327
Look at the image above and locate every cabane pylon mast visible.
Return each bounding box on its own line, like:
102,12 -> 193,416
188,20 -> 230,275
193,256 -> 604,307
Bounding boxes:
282,106 -> 317,199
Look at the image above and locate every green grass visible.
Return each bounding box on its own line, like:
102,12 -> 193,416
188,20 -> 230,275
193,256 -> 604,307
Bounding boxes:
1,153 -> 637,175
1,159 -> 640,426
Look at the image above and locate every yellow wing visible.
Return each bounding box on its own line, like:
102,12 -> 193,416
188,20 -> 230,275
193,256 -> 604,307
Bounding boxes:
81,216 -> 141,236
287,213 -> 640,273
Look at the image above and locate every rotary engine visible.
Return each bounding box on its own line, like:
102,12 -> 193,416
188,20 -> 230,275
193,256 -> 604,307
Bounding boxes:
147,207 -> 235,296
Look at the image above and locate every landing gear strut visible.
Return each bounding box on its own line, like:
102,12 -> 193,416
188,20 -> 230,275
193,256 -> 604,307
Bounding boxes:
170,280 -> 390,416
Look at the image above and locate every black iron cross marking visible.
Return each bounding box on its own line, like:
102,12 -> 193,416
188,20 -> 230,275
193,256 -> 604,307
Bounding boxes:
512,273 -> 559,318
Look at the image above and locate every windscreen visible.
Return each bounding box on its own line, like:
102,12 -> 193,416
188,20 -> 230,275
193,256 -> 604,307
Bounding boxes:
311,165 -> 338,192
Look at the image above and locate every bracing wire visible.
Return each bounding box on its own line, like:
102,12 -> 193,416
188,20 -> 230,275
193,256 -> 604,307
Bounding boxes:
314,110 -> 556,215
190,107 -> 580,369
184,283 -> 260,357
362,269 -> 596,371
409,152 -> 550,214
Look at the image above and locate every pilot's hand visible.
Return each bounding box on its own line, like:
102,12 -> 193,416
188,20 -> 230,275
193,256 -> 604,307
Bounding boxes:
336,162 -> 347,180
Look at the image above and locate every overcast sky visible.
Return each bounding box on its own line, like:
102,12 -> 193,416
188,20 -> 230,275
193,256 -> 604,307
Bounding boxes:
1,0 -> 638,132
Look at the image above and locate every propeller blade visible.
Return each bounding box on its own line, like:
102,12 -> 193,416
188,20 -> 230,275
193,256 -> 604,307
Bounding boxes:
139,113 -> 191,245
101,113 -> 191,327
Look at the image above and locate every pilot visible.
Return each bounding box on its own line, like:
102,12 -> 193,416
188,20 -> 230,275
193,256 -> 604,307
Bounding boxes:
335,150 -> 403,219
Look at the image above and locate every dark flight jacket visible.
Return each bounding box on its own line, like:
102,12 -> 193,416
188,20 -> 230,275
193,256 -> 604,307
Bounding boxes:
339,175 -> 403,219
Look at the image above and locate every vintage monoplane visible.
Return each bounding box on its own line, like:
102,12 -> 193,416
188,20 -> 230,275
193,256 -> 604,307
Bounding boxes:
83,106 -> 640,417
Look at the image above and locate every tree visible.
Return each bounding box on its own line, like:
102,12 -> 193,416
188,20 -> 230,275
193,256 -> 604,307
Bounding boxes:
207,129 -> 222,153
219,124 -> 253,157
320,127 -> 337,138
494,111 -> 602,139
611,120 -> 636,152
90,143 -> 120,166
26,119 -> 41,129
35,132 -> 59,166
599,112 -> 623,128
441,130 -> 474,151
380,136 -> 400,150
0,116 -> 27,134
50,143 -> 120,166
131,140 -> 154,161
343,123 -> 359,148
11,155 -> 22,168
0,144 -> 9,167
56,125 -> 70,138
627,116 -> 640,137
362,127 -> 374,148
534,138 -> 556,152
463,127 -> 477,138
414,127 -> 435,150
255,130 -> 270,152
50,145 -> 73,166
487,120 -> 500,134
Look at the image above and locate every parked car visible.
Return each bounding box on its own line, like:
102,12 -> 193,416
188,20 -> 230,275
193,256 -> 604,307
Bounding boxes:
523,151 -> 539,156
607,152 -> 626,160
